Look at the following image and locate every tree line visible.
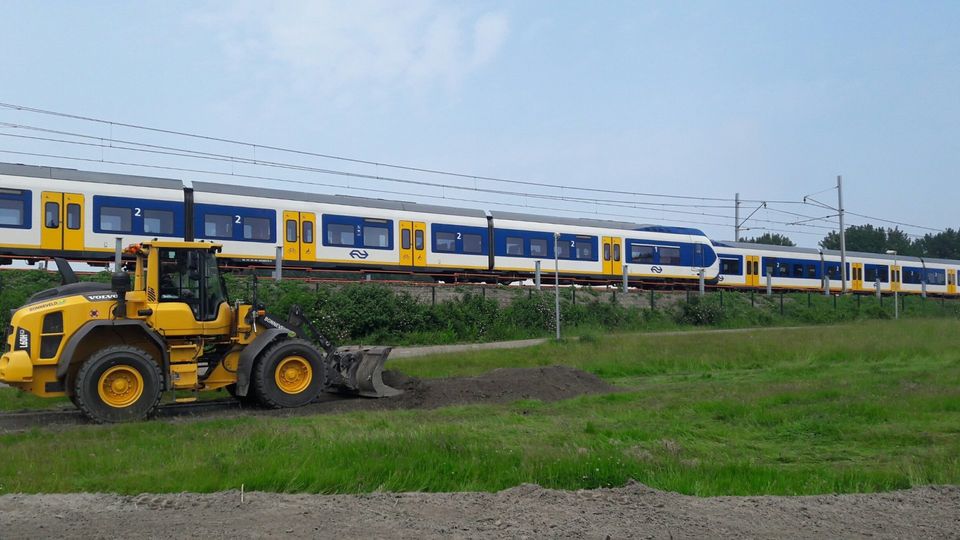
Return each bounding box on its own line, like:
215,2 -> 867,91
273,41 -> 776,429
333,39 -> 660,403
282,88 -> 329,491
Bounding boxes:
740,226 -> 960,259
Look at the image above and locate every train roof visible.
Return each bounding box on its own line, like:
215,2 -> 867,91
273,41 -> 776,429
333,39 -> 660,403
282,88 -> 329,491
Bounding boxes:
0,162 -> 184,190
192,181 -> 488,218
491,211 -> 708,236
714,241 -> 927,263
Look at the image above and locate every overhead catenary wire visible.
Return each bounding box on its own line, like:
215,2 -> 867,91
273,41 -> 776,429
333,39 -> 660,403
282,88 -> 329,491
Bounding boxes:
0,102 -> 945,238
0,147 -> 831,240
0,102 -> 746,204
0,129 -> 841,231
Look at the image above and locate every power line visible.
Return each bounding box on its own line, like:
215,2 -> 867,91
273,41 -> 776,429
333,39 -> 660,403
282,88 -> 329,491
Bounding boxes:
0,103 -> 945,237
845,211 -> 943,233
0,147 -> 735,228
0,129 -> 840,231
0,102 -> 742,203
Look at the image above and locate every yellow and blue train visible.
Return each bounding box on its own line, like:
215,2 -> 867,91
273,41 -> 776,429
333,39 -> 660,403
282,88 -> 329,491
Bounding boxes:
0,162 -> 955,295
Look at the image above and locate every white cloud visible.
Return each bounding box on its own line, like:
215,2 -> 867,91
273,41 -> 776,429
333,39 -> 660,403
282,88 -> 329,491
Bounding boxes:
190,1 -> 509,100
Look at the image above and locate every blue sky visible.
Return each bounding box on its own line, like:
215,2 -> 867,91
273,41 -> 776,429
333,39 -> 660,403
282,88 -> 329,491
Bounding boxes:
1,1 -> 957,246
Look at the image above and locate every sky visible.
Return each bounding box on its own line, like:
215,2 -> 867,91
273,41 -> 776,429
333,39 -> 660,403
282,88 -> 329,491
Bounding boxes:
0,0 -> 958,247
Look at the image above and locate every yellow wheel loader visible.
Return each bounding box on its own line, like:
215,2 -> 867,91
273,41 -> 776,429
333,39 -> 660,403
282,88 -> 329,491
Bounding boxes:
0,241 -> 399,423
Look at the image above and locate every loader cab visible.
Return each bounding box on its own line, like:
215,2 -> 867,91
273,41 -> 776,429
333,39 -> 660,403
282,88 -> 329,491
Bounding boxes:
133,242 -> 231,336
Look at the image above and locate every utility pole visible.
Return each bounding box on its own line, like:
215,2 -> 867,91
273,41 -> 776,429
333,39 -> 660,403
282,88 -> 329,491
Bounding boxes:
838,175 -> 847,293
554,232 -> 561,341
734,192 -> 741,241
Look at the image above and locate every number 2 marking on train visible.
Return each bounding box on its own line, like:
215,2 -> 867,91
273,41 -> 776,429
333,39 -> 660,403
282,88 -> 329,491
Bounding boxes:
235,215 -> 241,224
456,232 -> 462,240
134,208 -> 142,217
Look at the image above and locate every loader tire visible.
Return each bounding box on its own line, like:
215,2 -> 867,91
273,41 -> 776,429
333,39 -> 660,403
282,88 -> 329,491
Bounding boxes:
74,345 -> 163,423
252,338 -> 324,409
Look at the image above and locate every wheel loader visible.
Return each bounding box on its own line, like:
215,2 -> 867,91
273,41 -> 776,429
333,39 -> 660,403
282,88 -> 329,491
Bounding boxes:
0,240 -> 400,423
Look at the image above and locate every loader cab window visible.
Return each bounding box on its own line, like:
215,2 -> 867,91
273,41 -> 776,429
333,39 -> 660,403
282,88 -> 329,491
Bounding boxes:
158,248 -> 227,321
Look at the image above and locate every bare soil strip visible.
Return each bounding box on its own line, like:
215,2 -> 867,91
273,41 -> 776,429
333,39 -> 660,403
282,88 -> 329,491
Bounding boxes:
1,482 -> 956,539
0,366 -> 616,432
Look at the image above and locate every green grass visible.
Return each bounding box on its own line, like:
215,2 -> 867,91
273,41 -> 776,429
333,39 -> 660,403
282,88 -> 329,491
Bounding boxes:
1,319 -> 959,496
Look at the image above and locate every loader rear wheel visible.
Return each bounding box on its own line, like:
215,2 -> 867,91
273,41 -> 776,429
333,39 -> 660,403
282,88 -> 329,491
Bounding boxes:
73,345 -> 163,423
252,338 -> 323,409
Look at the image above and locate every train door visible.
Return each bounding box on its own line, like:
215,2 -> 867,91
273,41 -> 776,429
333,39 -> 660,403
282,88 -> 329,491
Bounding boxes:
745,255 -> 760,287
891,265 -> 901,292
852,263 -> 864,291
40,192 -> 84,252
399,221 -> 427,267
602,236 -> 623,276
948,269 -> 957,295
282,211 -> 316,262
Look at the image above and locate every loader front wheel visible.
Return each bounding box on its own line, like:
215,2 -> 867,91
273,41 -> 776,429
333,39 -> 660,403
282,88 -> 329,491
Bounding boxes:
74,346 -> 163,423
252,338 -> 323,409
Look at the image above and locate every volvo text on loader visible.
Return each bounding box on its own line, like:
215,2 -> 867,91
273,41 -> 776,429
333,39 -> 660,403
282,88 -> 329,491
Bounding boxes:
0,240 -> 399,423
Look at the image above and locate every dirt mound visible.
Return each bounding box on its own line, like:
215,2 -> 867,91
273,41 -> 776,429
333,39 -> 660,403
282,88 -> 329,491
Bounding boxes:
278,365 -> 617,417
383,365 -> 617,409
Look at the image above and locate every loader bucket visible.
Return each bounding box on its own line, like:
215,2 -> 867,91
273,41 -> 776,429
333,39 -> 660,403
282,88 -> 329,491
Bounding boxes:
325,345 -> 402,398
351,346 -> 402,398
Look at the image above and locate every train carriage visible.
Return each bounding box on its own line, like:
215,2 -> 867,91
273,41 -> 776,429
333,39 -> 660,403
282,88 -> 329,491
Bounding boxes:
0,162 -> 186,264
0,161 -> 958,296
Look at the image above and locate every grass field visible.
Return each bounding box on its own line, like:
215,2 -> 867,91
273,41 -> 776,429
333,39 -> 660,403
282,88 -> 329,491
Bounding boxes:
0,319 -> 958,496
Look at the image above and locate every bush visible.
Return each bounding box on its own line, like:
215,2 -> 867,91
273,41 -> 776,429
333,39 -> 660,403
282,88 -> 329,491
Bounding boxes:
675,297 -> 724,326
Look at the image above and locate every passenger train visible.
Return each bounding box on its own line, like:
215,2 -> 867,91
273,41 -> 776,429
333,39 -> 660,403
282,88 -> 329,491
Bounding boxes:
0,162 -> 955,295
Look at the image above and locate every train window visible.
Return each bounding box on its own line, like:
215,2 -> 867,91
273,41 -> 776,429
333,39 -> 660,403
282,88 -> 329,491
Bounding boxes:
415,229 -> 424,250
45,202 -> 60,228
659,247 -> 680,265
530,238 -> 548,257
401,229 -> 411,250
0,199 -> 24,226
557,241 -> 571,259
204,214 -> 233,238
603,243 -> 611,261
362,226 -> 389,248
506,237 -> 523,256
878,267 -> 888,283
631,245 -> 654,264
793,264 -> 804,277
435,232 -> 456,252
764,260 -> 775,277
826,265 -> 839,280
719,259 -> 740,275
284,219 -> 298,243
327,223 -> 355,246
302,222 -> 314,244
613,243 -> 621,262
807,265 -> 817,278
65,204 -> 81,230
144,209 -> 174,235
575,241 -> 593,260
865,267 -> 876,283
927,270 -> 945,285
100,206 -> 131,232
463,233 -> 483,254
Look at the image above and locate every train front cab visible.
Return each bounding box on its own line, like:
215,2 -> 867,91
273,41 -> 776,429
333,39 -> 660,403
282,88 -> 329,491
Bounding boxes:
40,191 -> 85,255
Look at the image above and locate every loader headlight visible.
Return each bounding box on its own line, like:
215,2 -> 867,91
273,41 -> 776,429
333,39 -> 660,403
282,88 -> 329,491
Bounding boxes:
15,327 -> 30,354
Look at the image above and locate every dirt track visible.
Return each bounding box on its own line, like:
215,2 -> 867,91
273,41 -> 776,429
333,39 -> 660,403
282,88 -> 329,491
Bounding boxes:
1,482 -> 957,539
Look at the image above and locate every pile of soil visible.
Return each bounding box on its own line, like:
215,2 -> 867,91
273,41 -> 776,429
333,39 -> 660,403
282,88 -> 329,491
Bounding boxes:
2,482 -> 957,538
270,365 -> 618,417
